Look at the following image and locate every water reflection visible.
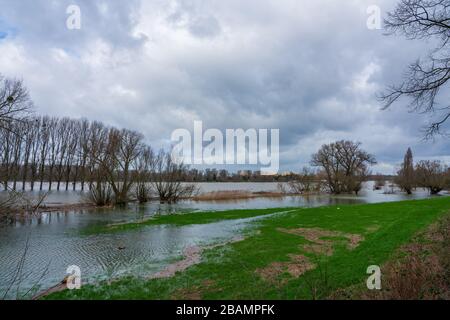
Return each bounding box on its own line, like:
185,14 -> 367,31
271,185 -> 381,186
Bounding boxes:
0,216 -> 264,299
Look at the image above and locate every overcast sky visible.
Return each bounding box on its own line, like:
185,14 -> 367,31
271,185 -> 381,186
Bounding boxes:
0,0 -> 449,174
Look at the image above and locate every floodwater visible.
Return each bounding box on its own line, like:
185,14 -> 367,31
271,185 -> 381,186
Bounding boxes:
0,182 -> 443,299
0,181 -> 436,208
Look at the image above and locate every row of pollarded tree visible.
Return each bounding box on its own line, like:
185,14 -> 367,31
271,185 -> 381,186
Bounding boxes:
1,117 -> 91,192
0,75 -> 196,206
395,148 -> 450,195
0,115 -> 197,205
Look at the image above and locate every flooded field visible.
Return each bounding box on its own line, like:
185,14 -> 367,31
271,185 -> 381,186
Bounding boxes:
0,182 -> 444,299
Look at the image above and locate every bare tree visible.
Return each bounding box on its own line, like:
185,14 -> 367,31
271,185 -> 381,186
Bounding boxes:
63,120 -> 78,191
150,150 -> 197,203
46,118 -> 61,191
10,122 -> 23,190
70,120 -> 84,190
415,160 -> 448,194
28,118 -> 41,191
54,118 -> 68,191
381,0 -> 450,138
134,146 -> 154,203
395,147 -> 416,194
86,127 -> 144,205
335,141 -> 374,194
288,167 -> 317,194
21,120 -> 35,190
0,75 -> 31,192
38,117 -> 50,191
104,129 -> 143,204
311,140 -> 376,194
0,75 -> 31,132
0,126 -> 13,190
85,122 -> 111,205
113,129 -> 143,204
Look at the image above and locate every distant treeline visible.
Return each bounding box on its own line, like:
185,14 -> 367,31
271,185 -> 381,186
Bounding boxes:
0,116 -> 309,207
2,115 -> 447,207
0,119 -> 297,193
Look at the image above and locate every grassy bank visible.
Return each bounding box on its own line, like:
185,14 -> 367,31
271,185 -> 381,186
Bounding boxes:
48,197 -> 450,300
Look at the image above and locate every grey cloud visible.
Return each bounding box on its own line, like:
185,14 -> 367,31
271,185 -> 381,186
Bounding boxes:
0,0 -> 144,51
0,0 -> 448,173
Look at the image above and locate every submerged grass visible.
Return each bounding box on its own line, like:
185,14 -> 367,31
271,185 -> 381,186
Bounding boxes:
82,207 -> 294,234
49,197 -> 450,300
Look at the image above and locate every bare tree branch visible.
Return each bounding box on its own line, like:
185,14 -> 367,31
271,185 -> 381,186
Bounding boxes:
381,0 -> 450,138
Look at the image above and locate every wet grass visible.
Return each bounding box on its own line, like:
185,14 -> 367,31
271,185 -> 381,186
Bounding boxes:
47,197 -> 450,300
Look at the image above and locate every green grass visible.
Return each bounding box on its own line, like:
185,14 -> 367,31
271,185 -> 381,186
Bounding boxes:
47,197 -> 450,300
82,207 -> 294,234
